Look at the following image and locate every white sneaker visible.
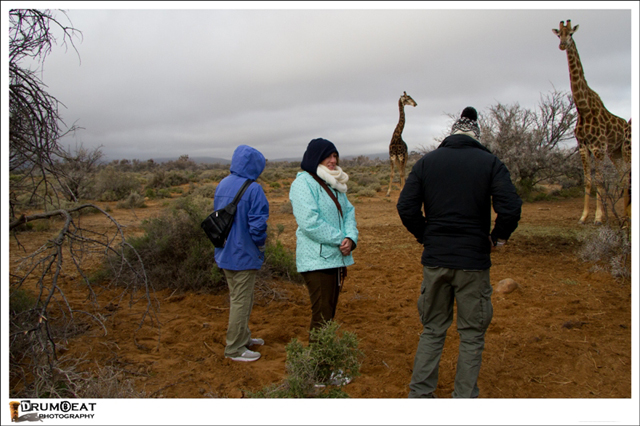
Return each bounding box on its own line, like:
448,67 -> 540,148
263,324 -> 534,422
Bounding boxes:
330,370 -> 352,386
315,370 -> 352,388
226,349 -> 261,362
248,338 -> 264,346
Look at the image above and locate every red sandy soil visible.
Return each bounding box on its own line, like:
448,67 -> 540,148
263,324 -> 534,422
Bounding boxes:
9,188 -> 632,405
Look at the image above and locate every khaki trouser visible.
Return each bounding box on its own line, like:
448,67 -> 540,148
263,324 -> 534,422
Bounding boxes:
409,266 -> 493,398
223,269 -> 257,358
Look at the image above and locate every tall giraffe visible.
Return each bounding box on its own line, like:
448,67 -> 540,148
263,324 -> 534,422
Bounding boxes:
386,91 -> 417,197
553,20 -> 631,225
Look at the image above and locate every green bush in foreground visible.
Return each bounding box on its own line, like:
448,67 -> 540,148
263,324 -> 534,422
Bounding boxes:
248,321 -> 364,398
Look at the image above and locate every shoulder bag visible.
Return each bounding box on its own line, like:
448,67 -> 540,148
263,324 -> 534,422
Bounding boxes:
201,179 -> 253,248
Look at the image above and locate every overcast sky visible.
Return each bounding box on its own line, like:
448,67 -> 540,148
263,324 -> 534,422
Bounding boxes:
4,3 -> 637,164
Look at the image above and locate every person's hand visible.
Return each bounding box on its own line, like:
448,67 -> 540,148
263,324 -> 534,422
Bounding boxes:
340,238 -> 353,256
489,236 -> 506,252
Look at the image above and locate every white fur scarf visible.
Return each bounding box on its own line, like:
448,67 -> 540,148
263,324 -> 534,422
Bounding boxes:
316,164 -> 349,193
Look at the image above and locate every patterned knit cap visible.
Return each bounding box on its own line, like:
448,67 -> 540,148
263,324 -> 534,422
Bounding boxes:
450,107 -> 480,140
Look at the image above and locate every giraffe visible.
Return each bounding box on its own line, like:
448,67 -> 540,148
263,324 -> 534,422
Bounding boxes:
552,20 -> 631,225
386,91 -> 417,197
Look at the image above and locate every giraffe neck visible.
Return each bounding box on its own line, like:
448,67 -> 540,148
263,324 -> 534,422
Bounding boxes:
393,99 -> 406,139
565,38 -> 593,113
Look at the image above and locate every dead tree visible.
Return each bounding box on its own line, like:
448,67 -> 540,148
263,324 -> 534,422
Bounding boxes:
9,9 -> 158,397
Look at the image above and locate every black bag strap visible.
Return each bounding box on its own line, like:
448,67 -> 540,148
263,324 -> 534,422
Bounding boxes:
310,173 -> 343,217
228,179 -> 254,208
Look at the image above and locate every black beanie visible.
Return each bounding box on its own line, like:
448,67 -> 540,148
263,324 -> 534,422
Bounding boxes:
300,138 -> 339,174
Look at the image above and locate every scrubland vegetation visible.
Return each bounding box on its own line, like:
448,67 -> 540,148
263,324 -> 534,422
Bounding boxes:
8,9 -> 630,399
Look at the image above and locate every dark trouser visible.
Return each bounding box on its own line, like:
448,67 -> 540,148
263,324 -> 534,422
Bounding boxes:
302,268 -> 341,339
409,266 -> 493,398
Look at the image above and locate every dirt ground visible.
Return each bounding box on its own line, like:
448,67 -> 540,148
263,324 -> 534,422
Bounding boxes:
9,187 -> 633,405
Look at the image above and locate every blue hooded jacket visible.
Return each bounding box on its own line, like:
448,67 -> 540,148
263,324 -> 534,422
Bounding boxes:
213,145 -> 269,271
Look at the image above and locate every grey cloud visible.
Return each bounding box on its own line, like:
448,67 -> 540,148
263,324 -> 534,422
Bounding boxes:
27,7 -> 632,162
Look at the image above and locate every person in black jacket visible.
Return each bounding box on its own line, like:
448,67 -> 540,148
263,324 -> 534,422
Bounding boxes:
397,106 -> 522,398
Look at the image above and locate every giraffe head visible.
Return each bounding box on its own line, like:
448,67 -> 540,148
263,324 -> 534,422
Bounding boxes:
400,91 -> 417,107
552,20 -> 579,51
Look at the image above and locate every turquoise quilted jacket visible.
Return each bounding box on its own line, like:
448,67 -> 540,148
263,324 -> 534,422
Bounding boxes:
289,171 -> 359,273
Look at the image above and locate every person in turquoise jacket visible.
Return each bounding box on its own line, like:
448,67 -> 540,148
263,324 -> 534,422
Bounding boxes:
289,138 -> 359,340
214,145 -> 269,362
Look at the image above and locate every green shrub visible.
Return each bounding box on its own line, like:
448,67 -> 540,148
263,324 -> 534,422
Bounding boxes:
33,218 -> 53,232
115,195 -> 221,292
146,170 -> 190,189
156,188 -> 172,199
93,167 -> 141,201
263,240 -> 302,283
10,287 -> 38,317
247,321 -> 363,398
166,171 -> 190,187
279,201 -> 293,214
199,169 -> 228,183
356,188 -> 377,198
101,195 -> 302,293
116,192 -> 147,209
190,184 -> 217,199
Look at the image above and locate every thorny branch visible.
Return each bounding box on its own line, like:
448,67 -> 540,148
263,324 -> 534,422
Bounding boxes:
9,204 -> 160,393
9,9 -> 161,397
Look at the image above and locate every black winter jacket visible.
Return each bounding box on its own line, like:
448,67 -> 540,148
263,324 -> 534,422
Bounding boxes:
396,134 -> 522,270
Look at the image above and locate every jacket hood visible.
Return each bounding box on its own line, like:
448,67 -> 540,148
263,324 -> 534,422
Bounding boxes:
438,134 -> 492,154
229,145 -> 266,180
300,138 -> 339,174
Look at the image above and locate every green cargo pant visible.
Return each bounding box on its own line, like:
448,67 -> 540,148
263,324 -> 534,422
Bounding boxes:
409,266 -> 493,398
223,269 -> 257,358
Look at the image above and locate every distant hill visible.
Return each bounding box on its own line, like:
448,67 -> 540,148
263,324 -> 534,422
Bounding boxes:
267,152 -> 390,163
103,152 -> 389,165
142,153 -> 390,165
154,156 -> 231,165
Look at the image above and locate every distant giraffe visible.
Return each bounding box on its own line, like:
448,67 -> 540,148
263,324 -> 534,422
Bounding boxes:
386,91 -> 417,197
553,20 -> 631,224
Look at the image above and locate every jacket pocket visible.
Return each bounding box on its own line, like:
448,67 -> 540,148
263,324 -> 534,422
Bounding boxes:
319,243 -> 338,260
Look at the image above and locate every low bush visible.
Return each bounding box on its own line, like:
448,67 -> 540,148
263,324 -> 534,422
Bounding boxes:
99,195 -> 302,293
190,184 -> 217,199
119,195 -> 220,292
578,225 -> 631,278
93,167 -> 141,201
116,192 -> 147,209
247,321 -> 364,398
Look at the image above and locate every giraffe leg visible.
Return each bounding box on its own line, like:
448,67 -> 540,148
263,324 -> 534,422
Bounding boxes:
592,148 -> 606,225
386,157 -> 396,197
578,144 -> 592,225
399,159 -> 407,189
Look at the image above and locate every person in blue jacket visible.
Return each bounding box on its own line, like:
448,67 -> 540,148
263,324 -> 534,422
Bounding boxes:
214,145 -> 269,362
289,138 -> 359,340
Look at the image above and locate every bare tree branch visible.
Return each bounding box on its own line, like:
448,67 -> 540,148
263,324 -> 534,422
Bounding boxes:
9,10 -> 159,397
